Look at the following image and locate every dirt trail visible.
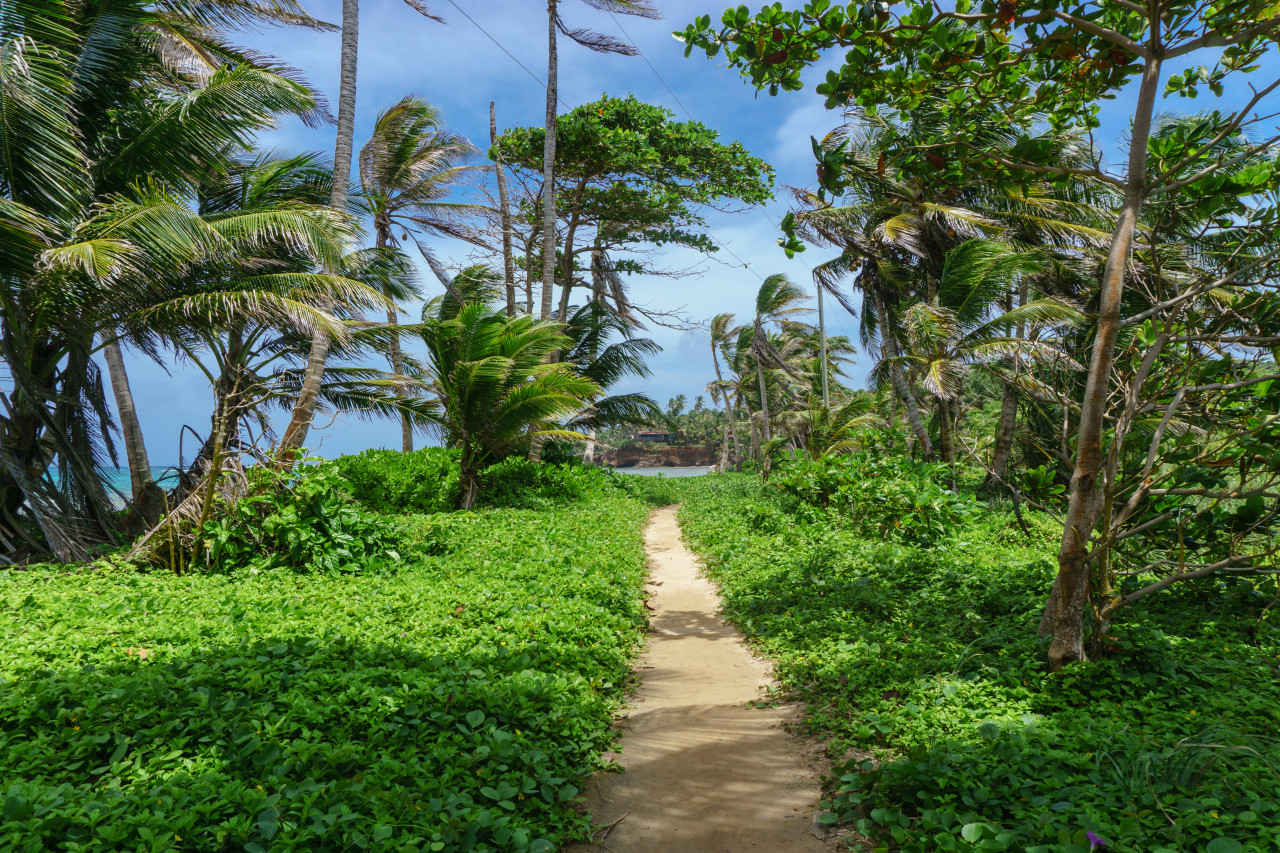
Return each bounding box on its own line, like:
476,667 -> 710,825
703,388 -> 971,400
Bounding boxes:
565,506 -> 830,853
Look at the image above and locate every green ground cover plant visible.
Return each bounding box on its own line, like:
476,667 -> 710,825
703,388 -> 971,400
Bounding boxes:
674,471 -> 1280,853
0,463 -> 652,853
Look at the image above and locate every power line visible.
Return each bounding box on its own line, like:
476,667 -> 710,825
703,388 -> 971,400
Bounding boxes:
443,0 -> 765,281
440,0 -> 547,90
606,10 -> 809,281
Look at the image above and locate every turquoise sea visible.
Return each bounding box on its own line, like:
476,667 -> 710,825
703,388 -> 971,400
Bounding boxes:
102,466 -> 180,507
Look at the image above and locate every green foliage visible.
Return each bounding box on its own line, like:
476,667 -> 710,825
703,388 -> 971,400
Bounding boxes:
770,454 -> 979,544
201,464 -> 404,574
330,448 -> 461,515
0,490 -> 651,852
491,94 -> 773,256
676,473 -> 1280,852
419,289 -> 600,508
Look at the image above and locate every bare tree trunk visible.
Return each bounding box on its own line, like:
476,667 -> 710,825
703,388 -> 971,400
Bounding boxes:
988,284 -> 1026,486
539,0 -> 559,320
102,336 -> 153,500
491,101 -> 517,318
885,389 -> 896,451
278,0 -> 358,462
1049,53 -> 1163,671
938,396 -> 955,466
524,241 -> 536,315
710,343 -> 743,472
584,428 -> 597,464
371,218 -> 412,453
876,290 -> 932,458
748,412 -> 761,461
756,361 -> 771,443
989,383 -> 1018,483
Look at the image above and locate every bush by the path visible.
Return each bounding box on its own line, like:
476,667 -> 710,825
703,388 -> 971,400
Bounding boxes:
674,473 -> 1280,853
330,448 -> 462,514
0,481 -> 650,852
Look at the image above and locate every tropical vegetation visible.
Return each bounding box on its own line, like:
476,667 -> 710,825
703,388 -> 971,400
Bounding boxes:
5,0 -> 1280,851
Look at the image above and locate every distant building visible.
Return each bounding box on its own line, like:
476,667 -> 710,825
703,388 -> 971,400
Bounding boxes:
634,430 -> 672,444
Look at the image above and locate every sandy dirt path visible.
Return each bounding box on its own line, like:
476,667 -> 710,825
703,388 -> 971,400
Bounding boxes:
564,506 -> 831,853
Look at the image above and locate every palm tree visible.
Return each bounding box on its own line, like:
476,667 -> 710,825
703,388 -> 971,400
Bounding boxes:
539,0 -> 661,319
751,274 -> 811,443
358,94 -> 479,451
420,267 -> 600,508
709,313 -> 745,470
0,0 -> 326,560
798,113 -> 1110,461
896,240 -> 1082,467
561,300 -> 662,461
279,0 -> 445,462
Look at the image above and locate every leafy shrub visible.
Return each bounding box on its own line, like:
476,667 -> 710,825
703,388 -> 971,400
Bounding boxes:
676,473 -> 1280,853
479,459 -> 638,509
202,464 -> 403,574
1,490 -> 651,852
329,447 -> 460,514
770,453 -> 979,543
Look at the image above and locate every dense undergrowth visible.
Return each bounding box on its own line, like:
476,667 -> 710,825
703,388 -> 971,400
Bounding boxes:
0,452 -> 673,853
674,462 -> 1280,853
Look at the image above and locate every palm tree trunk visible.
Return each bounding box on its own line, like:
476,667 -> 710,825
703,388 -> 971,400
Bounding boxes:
886,389 -> 896,451
102,335 -> 153,500
756,362 -> 772,443
748,411 -> 761,461
278,0 -> 359,463
711,354 -> 743,472
988,285 -> 1025,486
989,383 -> 1018,483
373,219 -> 412,453
938,396 -> 956,482
1049,54 -> 1163,671
491,101 -> 517,318
876,290 -> 932,458
539,0 -> 559,320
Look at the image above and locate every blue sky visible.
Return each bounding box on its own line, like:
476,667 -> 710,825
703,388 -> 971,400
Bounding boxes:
113,0 -> 1276,465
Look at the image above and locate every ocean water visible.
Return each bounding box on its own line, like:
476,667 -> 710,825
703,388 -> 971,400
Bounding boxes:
101,466 -> 180,506
612,466 -> 708,478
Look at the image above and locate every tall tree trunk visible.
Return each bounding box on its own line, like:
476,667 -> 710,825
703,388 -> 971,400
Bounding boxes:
988,285 -> 1026,486
278,0 -> 359,462
539,0 -> 558,320
756,360 -> 771,443
938,396 -> 955,466
876,290 -> 932,458
748,410 -> 761,461
374,217 -> 412,453
711,347 -> 743,472
491,101 -> 517,317
1048,53 -> 1163,671
524,241 -> 536,315
989,383 -> 1019,484
102,335 -> 153,500
885,388 -> 896,451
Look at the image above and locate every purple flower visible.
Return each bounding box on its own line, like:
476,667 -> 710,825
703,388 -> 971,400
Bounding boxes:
1086,831 -> 1107,850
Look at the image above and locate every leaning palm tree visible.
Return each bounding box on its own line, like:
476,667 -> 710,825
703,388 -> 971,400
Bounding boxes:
538,0 -> 661,318
279,0 -> 445,462
420,268 -> 600,508
710,313 -> 745,470
358,94 -> 479,451
751,274 -> 811,442
896,240 -> 1082,467
0,0 -> 327,560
